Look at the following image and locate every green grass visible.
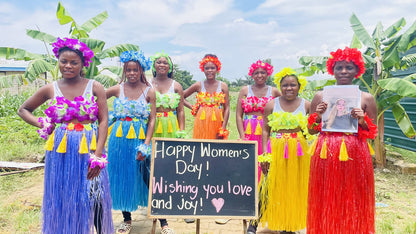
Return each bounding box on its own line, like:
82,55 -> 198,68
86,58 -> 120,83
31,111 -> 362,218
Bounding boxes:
386,144 -> 416,164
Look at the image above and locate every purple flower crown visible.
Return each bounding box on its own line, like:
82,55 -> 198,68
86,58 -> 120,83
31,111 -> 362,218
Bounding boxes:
52,37 -> 94,67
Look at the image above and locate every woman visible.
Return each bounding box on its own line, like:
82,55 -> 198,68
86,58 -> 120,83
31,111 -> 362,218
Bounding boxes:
17,37 -> 113,233
236,60 -> 280,182
247,67 -> 311,234
184,54 -> 230,139
324,98 -> 356,130
106,50 -> 155,234
307,47 -> 377,233
151,52 -> 186,138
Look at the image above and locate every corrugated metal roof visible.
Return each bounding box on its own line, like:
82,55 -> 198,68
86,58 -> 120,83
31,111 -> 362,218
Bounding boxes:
0,67 -> 26,72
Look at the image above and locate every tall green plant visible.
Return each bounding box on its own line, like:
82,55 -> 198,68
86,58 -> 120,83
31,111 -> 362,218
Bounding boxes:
0,1 -> 139,88
299,13 -> 416,167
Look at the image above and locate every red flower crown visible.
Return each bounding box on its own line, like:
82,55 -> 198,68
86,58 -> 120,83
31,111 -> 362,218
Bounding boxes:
326,47 -> 365,78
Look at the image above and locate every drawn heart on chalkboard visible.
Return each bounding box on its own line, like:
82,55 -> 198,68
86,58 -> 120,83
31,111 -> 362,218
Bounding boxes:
211,198 -> 225,213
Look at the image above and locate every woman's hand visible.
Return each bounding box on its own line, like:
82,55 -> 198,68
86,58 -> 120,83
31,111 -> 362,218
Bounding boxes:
315,102 -> 328,119
260,162 -> 270,175
351,107 -> 366,125
136,152 -> 146,161
87,166 -> 101,180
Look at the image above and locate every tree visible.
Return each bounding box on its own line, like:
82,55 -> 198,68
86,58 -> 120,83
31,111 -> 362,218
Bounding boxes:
172,64 -> 196,90
299,13 -> 416,167
0,1 -> 140,88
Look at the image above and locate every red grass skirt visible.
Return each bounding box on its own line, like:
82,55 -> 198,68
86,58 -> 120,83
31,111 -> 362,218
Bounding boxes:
307,132 -> 375,234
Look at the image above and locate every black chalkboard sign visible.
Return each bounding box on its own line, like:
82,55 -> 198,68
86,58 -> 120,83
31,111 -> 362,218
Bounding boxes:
148,138 -> 258,219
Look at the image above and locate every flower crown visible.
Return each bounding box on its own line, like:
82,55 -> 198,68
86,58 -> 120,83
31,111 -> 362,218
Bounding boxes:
199,55 -> 221,72
120,50 -> 152,71
326,47 -> 365,78
52,37 -> 94,67
248,60 -> 273,77
274,67 -> 307,93
151,52 -> 173,73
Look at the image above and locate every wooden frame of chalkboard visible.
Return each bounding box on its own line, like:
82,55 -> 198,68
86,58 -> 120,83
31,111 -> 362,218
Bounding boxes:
148,138 -> 258,220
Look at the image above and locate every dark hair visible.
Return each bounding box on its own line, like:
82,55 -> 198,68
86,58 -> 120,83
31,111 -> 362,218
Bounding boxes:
152,56 -> 174,78
120,60 -> 149,86
203,54 -> 217,59
281,75 -> 301,89
58,47 -> 86,77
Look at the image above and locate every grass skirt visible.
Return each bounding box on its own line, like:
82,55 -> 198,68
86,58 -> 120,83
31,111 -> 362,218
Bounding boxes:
153,111 -> 179,138
42,124 -> 113,234
244,115 -> 263,182
108,119 -> 149,211
193,106 -> 223,139
259,132 -> 310,232
307,132 -> 375,234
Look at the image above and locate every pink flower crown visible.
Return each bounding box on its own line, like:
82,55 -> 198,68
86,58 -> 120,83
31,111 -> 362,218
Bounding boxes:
248,60 -> 273,77
52,37 -> 94,67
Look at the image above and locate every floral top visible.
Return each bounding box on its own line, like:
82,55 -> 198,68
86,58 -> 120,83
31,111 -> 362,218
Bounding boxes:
191,81 -> 225,116
109,84 -> 151,124
45,80 -> 98,123
155,80 -> 180,109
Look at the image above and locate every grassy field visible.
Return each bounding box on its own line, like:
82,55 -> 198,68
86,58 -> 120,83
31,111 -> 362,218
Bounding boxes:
0,91 -> 416,233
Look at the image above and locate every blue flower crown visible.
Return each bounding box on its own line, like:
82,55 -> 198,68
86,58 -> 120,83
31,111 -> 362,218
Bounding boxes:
120,50 -> 152,71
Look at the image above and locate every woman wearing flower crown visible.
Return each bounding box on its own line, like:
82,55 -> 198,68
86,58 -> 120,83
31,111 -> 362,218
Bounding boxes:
106,50 -> 156,234
151,52 -> 186,139
236,60 -> 280,183
307,47 -> 377,233
17,37 -> 113,233
184,54 -> 230,140
247,67 -> 311,234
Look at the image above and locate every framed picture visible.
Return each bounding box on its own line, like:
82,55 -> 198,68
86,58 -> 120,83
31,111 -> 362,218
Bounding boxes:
321,85 -> 361,133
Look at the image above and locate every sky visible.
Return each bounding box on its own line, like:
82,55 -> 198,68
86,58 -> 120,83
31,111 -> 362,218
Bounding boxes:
1,0 -> 416,82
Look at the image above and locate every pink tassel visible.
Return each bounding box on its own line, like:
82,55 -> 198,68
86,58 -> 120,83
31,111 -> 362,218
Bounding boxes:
297,139 -> 303,156
284,141 -> 289,159
267,140 -> 271,153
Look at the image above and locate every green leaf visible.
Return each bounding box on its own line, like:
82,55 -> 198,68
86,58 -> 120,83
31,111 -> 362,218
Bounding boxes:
26,30 -> 57,44
350,34 -> 362,49
372,22 -> 385,42
305,79 -> 336,91
383,39 -> 401,68
56,1 -> 74,25
350,13 -> 376,50
101,66 -> 123,78
377,90 -> 403,109
80,11 -> 108,33
402,53 -> 416,67
93,74 -> 118,88
24,59 -> 55,81
377,78 -> 416,98
0,47 -> 43,61
398,21 -> 416,51
384,17 -> 406,38
392,103 -> 416,138
79,38 -> 106,54
0,74 -> 24,88
97,44 -> 140,59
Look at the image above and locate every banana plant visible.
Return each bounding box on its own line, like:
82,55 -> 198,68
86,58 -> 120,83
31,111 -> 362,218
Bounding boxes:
0,1 -> 139,88
298,13 -> 416,167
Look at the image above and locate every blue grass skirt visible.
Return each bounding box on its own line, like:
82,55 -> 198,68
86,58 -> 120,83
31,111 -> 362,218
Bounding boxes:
42,123 -> 113,234
107,119 -> 150,211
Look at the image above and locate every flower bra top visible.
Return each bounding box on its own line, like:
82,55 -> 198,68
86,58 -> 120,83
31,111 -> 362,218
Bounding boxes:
44,80 -> 98,123
268,97 -> 307,132
154,80 -> 180,109
110,83 -> 151,120
196,81 -> 225,107
241,85 -> 274,114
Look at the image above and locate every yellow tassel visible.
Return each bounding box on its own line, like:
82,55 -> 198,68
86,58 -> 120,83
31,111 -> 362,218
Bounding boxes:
126,122 -> 137,139
108,123 -> 114,136
245,122 -> 252,134
368,142 -> 375,155
220,112 -> 223,121
212,112 -> 217,121
339,137 -> 349,161
90,130 -> 97,151
79,132 -> 89,154
56,131 -> 68,153
309,137 -> 318,155
320,138 -> 327,159
116,122 -> 123,137
167,120 -> 173,133
44,131 -> 55,151
200,110 -> 206,120
176,119 -> 179,130
254,121 -> 262,135
156,120 -> 162,134
138,124 -> 146,139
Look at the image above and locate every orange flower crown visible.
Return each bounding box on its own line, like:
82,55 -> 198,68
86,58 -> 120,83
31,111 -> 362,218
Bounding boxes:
326,47 -> 365,78
199,56 -> 222,72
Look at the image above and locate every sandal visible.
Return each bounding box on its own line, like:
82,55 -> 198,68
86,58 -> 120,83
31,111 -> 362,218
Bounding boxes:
160,227 -> 175,234
117,222 -> 132,234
